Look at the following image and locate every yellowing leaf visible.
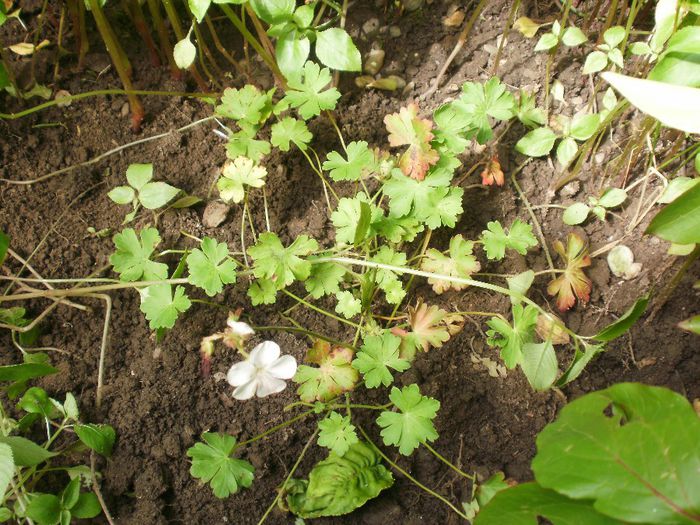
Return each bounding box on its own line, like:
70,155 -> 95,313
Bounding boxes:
547,233 -> 592,311
384,104 -> 439,180
514,17 -> 542,38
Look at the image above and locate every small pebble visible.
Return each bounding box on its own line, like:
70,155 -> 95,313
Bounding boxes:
120,102 -> 129,118
202,200 -> 230,228
389,26 -> 401,38
364,49 -> 385,75
362,17 -> 380,37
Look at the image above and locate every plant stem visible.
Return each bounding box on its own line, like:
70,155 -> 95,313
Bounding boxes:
253,325 -> 356,350
282,290 -> 361,328
87,0 -> 144,130
422,442 -> 475,481
0,278 -> 190,303
238,410 -> 314,447
256,429 -> 319,525
146,0 -> 181,78
358,427 -> 469,520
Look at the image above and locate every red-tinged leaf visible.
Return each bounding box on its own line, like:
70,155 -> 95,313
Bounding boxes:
394,301 -> 464,360
294,339 -> 359,402
547,233 -> 592,311
481,155 -> 505,186
384,104 -> 439,180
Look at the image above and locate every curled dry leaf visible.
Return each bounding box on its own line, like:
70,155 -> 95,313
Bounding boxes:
536,314 -> 570,345
481,155 -> 505,186
547,233 -> 592,311
443,9 -> 465,27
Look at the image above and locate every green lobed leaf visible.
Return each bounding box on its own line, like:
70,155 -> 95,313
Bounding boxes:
376,384 -> 440,456
270,117 -> 312,151
352,332 -> 410,388
335,291 -> 362,319
282,61 -> 341,120
531,383 -> 700,524
486,304 -> 538,368
139,284 -> 191,330
187,432 -> 254,498
110,228 -> 168,282
305,262 -> 345,299
247,232 -> 318,289
294,342 -> 358,402
317,412 -> 359,456
186,237 -> 237,296
481,219 -> 538,260
323,141 -> 374,182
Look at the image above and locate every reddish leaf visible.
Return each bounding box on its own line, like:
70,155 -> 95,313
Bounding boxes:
481,155 -> 505,186
547,233 -> 592,311
384,104 -> 439,180
393,301 -> 464,360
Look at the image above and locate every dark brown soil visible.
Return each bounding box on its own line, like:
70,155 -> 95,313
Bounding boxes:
1,1 -> 698,524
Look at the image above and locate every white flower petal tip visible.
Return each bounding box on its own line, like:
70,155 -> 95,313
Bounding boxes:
227,341 -> 297,400
226,320 -> 255,337
250,341 -> 281,367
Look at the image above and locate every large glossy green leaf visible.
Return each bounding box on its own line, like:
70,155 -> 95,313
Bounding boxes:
592,294 -> 649,342
647,182 -> 700,244
276,30 -> 310,80
75,424 -> 115,457
249,0 -> 294,24
475,482 -> 624,524
532,383 -> 700,524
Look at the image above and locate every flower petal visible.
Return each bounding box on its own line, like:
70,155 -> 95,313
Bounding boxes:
267,355 -> 297,380
232,379 -> 258,400
255,374 -> 287,397
227,361 -> 256,386
227,320 -> 255,336
250,340 -> 281,367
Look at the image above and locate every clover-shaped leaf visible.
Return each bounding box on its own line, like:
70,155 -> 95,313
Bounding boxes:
281,61 -> 341,120
317,412 -> 359,457
352,332 -> 410,388
376,384 -> 440,456
186,237 -> 237,296
110,228 -> 168,282
217,156 -> 267,204
187,432 -> 255,499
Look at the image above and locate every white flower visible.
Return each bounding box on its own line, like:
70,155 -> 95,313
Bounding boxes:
227,341 -> 297,400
